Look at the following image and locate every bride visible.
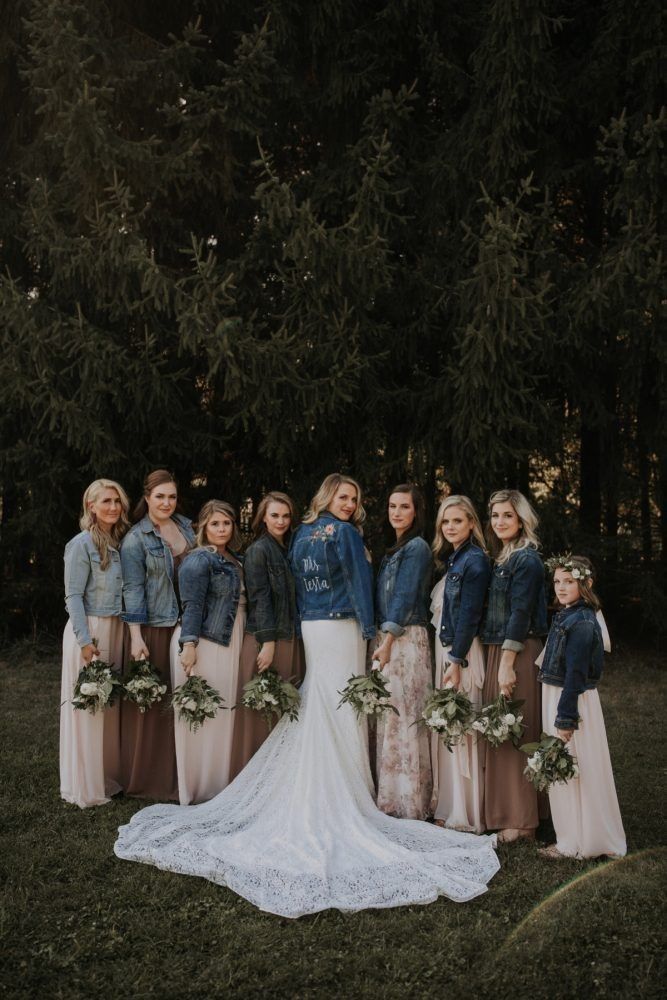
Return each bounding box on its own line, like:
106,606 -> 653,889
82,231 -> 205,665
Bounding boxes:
114,474 -> 499,918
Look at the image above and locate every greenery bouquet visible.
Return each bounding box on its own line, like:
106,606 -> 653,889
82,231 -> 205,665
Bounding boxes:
419,686 -> 476,751
472,695 -> 525,748
71,657 -> 123,714
338,666 -> 398,720
521,733 -> 579,792
238,668 -> 301,731
171,675 -> 225,732
123,658 -> 167,713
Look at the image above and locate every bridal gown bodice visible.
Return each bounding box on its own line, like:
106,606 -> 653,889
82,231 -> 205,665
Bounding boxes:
115,620 -> 499,917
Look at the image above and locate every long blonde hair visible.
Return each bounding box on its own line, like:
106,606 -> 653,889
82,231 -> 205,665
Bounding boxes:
195,499 -> 242,552
486,489 -> 540,564
302,473 -> 366,528
432,495 -> 486,568
79,479 -> 131,569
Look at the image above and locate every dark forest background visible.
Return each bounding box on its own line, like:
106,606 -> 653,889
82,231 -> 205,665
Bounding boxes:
0,0 -> 664,643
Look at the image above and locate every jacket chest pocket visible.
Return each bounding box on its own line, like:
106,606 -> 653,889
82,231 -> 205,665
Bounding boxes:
146,545 -> 166,576
210,570 -> 232,598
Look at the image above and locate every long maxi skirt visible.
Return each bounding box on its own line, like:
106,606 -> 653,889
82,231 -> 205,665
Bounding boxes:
171,604 -> 246,806
60,614 -> 123,808
375,625 -> 433,820
431,639 -> 486,833
542,684 -> 626,858
228,633 -> 305,781
482,639 -> 543,831
120,625 -> 178,801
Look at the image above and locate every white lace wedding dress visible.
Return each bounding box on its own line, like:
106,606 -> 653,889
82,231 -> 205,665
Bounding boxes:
115,620 -> 499,918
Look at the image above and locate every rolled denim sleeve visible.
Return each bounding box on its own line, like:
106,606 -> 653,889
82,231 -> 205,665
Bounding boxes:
178,552 -> 209,645
382,540 -> 432,637
336,526 -> 375,641
245,544 -> 277,644
503,554 -> 545,651
555,621 -> 596,730
120,531 -> 148,624
64,539 -> 93,647
449,557 -> 491,663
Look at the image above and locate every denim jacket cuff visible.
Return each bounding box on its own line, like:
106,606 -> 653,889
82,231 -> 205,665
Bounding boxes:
254,628 -> 278,644
362,625 -> 376,641
447,654 -> 467,666
554,713 -> 579,730
178,634 -> 199,649
121,610 -> 148,625
381,620 -> 406,638
502,638 -> 525,652
72,625 -> 93,648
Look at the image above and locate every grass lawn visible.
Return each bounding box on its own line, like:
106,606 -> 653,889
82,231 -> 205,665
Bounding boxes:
1,640 -> 665,999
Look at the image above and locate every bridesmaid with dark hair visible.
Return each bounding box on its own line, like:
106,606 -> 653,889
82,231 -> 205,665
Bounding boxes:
374,483 -> 434,820
229,491 -> 305,780
120,469 -> 195,800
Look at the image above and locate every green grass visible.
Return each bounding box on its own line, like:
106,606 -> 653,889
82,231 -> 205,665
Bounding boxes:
1,640 -> 665,999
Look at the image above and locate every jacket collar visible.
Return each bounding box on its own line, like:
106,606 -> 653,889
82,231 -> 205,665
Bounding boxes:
139,512 -> 190,535
448,537 -> 473,566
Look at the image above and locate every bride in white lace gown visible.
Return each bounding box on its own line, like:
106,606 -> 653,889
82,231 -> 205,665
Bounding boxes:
114,477 -> 499,918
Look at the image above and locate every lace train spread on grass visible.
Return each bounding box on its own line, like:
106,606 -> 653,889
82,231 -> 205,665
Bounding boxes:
115,620 -> 499,918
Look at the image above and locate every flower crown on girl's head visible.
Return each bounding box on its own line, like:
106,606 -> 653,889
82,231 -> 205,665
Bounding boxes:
545,553 -> 593,579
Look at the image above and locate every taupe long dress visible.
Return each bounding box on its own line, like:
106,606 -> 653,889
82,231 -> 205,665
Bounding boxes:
228,635 -> 305,781
481,638 -> 543,831
119,551 -> 185,801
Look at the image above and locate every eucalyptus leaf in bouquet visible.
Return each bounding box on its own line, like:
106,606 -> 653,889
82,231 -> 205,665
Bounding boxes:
472,694 -> 525,748
237,668 -> 301,731
337,666 -> 398,720
419,686 -> 476,751
172,675 -> 225,732
123,658 -> 167,713
71,657 -> 123,714
521,733 -> 579,792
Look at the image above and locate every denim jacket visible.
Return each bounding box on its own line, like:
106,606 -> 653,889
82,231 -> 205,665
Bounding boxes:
178,547 -> 244,647
538,601 -> 604,730
439,540 -> 492,663
244,533 -> 296,644
120,513 -> 195,627
376,537 -> 432,636
64,531 -> 123,647
289,514 -> 375,640
480,546 -> 547,649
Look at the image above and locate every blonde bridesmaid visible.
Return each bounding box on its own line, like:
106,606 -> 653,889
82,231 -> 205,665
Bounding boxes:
171,500 -> 245,805
120,469 -> 195,800
430,495 -> 491,833
479,489 -> 548,843
229,491 -> 304,780
60,479 -> 130,807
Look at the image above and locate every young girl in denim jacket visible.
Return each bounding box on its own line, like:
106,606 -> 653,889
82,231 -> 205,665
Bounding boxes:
537,555 -> 626,860
60,479 -> 130,807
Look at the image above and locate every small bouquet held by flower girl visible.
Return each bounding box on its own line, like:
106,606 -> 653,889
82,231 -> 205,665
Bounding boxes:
71,656 -> 123,714
419,686 -> 476,751
238,668 -> 301,731
172,675 -> 225,732
338,663 -> 398,720
472,694 -> 525,748
521,733 -> 579,792
123,658 -> 167,713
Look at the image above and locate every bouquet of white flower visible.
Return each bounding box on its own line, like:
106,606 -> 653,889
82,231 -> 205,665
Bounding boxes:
419,686 -> 476,751
123,658 -> 168,713
521,733 -> 579,792
71,658 -> 123,714
238,668 -> 301,731
337,664 -> 398,720
171,675 -> 225,732
472,694 -> 525,748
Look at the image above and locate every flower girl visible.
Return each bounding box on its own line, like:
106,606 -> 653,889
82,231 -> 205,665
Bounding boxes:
537,555 -> 626,859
